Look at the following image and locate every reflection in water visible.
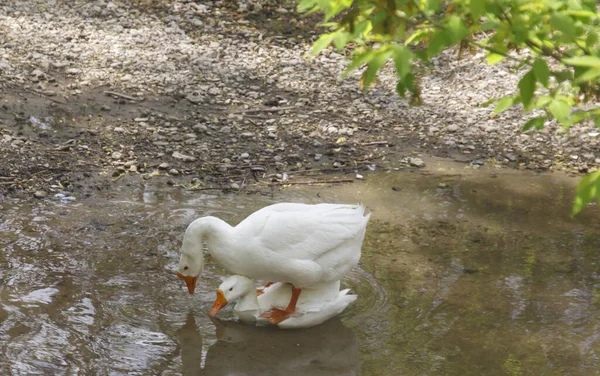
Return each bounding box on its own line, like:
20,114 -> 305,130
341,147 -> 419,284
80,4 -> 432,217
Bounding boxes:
177,314 -> 204,376
2,162 -> 600,374
176,315 -> 359,376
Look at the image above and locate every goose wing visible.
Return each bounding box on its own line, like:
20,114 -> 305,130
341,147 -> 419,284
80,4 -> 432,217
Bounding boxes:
236,203 -> 369,261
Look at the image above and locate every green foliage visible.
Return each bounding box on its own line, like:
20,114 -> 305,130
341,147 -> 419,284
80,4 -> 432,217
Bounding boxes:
572,171 -> 600,217
299,0 -> 600,215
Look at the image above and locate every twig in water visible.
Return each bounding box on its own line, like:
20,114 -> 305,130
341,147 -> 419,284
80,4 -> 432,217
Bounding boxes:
104,91 -> 141,101
359,141 -> 391,146
271,179 -> 354,186
230,105 -> 298,114
0,180 -> 28,185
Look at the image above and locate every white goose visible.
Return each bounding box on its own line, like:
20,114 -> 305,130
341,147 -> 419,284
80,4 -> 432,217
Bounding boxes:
176,203 -> 370,324
209,275 -> 357,328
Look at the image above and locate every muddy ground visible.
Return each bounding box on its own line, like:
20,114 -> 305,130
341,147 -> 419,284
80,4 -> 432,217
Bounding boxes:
1,0 -> 598,201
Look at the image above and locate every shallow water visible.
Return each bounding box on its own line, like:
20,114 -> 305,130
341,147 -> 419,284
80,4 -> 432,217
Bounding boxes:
1,159 -> 600,375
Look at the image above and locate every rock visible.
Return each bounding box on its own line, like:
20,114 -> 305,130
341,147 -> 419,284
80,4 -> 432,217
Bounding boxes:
268,132 -> 277,139
230,182 -> 240,190
220,126 -> 232,133
111,151 -> 123,160
65,68 -> 81,75
34,190 -> 48,199
240,152 -> 250,159
314,154 -> 323,161
129,165 -> 138,172
168,168 -> 179,175
158,162 -> 169,169
31,69 -> 45,78
172,151 -> 196,162
409,157 -> 426,168
193,124 -> 208,132
333,162 -> 342,168
114,127 -> 125,133
447,124 -> 459,132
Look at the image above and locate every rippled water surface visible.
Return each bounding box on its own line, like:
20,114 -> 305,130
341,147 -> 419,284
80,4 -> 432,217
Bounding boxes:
2,159 -> 600,375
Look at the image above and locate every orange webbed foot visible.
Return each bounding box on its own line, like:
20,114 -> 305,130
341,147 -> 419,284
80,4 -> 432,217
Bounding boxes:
260,307 -> 293,324
256,288 -> 265,296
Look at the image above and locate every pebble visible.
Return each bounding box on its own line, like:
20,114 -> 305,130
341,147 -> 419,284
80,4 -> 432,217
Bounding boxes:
409,157 -> 426,168
447,124 -> 459,132
240,152 -> 250,159
111,152 -> 123,160
230,182 -> 240,190
172,151 -> 196,162
158,162 -> 169,169
34,190 -> 48,199
168,168 -> 179,175
193,124 -> 208,132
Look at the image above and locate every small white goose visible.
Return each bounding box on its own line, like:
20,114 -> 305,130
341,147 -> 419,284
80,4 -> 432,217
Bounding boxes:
176,203 -> 370,324
209,275 -> 357,329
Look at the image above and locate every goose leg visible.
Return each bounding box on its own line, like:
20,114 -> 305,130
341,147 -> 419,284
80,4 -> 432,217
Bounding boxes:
260,287 -> 302,324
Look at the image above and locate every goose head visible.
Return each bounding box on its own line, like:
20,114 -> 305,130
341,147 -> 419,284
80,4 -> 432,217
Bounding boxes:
209,275 -> 255,316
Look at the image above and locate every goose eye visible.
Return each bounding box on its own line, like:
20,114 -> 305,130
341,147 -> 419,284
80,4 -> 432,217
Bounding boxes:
183,266 -> 189,271
229,287 -> 233,291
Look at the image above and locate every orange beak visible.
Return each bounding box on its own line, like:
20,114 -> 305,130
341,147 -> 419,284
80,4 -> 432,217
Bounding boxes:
177,272 -> 198,295
209,290 -> 227,317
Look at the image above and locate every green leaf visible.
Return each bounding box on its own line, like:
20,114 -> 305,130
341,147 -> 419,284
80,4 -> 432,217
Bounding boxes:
576,67 -> 600,82
361,49 -> 392,89
487,52 -> 505,65
333,32 -> 349,50
343,50 -> 375,77
533,59 -> 550,87
535,96 -> 553,107
518,71 -> 536,106
494,96 -> 514,114
550,12 -> 576,38
309,33 -> 334,57
585,32 -> 598,48
522,117 -> 546,131
572,171 -> 600,216
548,99 -> 571,125
562,56 -> 600,68
396,73 -> 416,98
470,0 -> 486,21
393,45 -> 412,78
446,15 -> 468,43
427,31 -> 448,58
426,0 -> 442,12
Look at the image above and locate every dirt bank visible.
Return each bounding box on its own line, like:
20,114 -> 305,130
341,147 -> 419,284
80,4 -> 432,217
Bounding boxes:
1,0 -> 597,201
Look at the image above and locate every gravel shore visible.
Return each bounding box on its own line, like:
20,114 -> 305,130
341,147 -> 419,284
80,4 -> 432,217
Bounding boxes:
1,0 -> 597,200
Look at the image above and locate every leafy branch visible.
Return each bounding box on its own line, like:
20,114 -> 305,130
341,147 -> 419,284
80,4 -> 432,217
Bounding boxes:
299,0 -> 600,215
